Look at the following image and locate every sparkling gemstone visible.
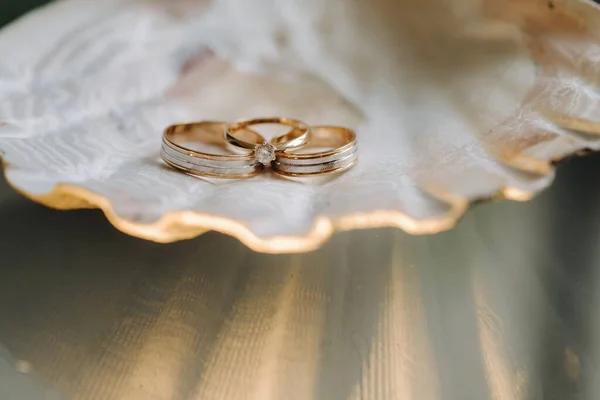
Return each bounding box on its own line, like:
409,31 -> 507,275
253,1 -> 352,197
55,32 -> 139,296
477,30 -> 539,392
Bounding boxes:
254,142 -> 276,165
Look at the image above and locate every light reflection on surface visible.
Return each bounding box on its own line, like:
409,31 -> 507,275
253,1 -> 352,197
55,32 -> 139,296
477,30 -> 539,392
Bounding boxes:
1,153 -> 600,399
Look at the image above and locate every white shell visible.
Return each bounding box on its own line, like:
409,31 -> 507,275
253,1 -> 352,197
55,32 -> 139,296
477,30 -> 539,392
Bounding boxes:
1,0 -> 600,252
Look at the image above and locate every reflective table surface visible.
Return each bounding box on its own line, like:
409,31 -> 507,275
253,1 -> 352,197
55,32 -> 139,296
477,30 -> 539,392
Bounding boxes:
1,148 -> 600,400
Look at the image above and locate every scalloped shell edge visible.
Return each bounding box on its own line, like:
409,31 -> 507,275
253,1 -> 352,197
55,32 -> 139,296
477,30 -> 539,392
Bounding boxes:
2,156 -> 560,254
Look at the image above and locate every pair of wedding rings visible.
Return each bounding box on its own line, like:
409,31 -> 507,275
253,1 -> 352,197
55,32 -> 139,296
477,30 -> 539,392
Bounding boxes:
160,117 -> 357,179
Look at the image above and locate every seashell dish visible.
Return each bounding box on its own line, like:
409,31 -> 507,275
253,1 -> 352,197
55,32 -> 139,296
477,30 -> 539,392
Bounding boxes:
1,0 -> 600,253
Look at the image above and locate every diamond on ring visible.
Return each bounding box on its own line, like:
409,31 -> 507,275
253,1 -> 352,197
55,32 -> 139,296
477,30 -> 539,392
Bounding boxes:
254,142 -> 276,165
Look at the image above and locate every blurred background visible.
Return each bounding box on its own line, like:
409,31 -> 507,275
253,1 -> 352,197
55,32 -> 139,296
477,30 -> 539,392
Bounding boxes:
2,1 -> 600,400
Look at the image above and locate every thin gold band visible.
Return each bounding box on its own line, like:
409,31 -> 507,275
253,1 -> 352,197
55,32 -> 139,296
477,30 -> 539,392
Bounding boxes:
225,117 -> 310,152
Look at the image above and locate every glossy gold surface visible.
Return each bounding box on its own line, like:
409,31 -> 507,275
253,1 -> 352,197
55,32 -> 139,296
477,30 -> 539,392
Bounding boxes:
272,125 -> 358,177
162,121 -> 264,178
226,117 -> 310,151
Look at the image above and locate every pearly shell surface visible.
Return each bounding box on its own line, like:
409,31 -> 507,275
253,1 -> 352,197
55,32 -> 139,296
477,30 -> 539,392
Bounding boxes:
1,0 -> 600,253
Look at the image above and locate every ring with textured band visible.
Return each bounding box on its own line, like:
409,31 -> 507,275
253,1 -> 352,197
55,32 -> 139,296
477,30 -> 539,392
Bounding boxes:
161,121 -> 265,179
273,126 -> 357,177
225,117 -> 310,165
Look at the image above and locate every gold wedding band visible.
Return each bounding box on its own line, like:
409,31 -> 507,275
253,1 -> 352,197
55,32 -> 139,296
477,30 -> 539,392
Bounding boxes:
225,117 -> 310,165
273,126 -> 357,177
161,119 -> 358,179
161,121 -> 264,179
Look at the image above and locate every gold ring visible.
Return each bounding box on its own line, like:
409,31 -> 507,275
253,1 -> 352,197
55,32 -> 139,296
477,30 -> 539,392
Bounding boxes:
225,117 -> 310,165
161,121 -> 265,178
272,126 -> 357,177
